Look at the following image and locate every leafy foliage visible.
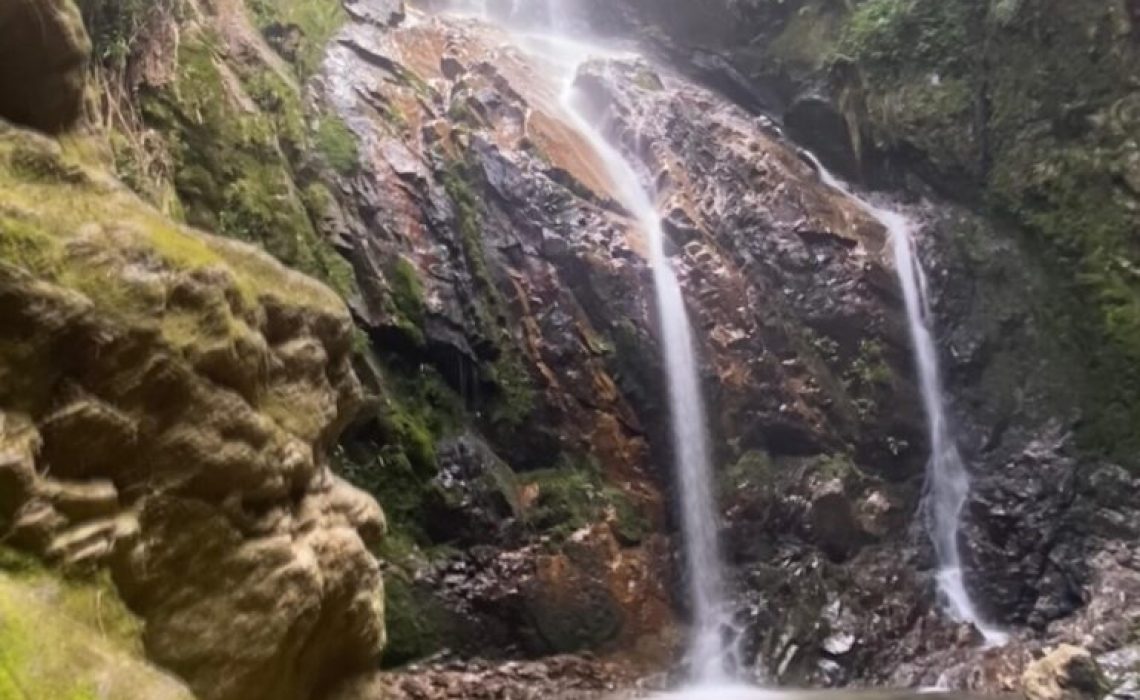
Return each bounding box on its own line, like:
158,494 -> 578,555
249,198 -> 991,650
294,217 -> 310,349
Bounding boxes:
78,0 -> 179,69
838,0 -> 972,75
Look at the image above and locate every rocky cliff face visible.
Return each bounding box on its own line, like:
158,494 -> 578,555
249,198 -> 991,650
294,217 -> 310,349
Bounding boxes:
307,7 -> 959,681
615,0 -> 1140,466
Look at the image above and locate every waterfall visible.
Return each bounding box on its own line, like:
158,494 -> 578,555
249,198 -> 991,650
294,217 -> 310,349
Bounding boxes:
806,156 -> 1007,646
462,1 -> 734,681
560,89 -> 731,682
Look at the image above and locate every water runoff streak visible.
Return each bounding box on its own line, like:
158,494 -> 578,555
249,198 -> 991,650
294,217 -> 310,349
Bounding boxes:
450,0 -> 735,682
562,86 -> 733,683
804,156 -> 1007,646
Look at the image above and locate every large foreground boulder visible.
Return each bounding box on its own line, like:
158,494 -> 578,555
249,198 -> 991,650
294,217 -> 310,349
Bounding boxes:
0,123 -> 386,700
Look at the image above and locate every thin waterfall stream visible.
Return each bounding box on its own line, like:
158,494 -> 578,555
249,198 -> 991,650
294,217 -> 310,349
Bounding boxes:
471,1 -> 737,684
804,156 -> 1007,646
561,75 -> 733,684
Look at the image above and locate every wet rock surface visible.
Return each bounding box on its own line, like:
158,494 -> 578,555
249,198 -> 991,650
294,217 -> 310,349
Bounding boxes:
309,4 -> 956,682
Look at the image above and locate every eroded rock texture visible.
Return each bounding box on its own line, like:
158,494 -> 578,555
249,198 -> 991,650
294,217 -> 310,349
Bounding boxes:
0,125 -> 385,700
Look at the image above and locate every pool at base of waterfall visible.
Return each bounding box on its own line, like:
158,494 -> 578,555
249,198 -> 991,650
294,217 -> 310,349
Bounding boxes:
650,685 -> 782,699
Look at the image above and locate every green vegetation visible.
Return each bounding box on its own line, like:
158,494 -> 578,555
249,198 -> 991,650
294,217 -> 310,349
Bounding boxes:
0,549 -> 142,653
807,0 -> 1140,465
246,0 -> 347,78
765,1 -> 844,73
336,360 -> 463,540
526,454 -> 647,544
139,30 -> 356,297
384,256 -> 427,345
380,572 -> 450,668
0,127 -> 343,316
441,162 -> 497,316
78,0 -> 179,70
813,453 -> 859,481
721,450 -> 774,495
389,257 -> 425,325
0,122 -> 353,421
79,0 -> 364,306
315,115 -> 360,175
991,146 -> 1140,458
0,548 -> 192,698
441,159 -> 538,430
837,0 -> 972,73
845,339 -> 891,399
486,351 -> 538,429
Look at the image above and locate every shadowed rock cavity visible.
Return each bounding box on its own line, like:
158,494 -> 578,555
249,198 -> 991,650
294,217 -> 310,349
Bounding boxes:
0,0 -> 89,133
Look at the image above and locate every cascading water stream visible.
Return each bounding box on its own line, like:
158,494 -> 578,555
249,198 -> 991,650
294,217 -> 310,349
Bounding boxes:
456,0 -> 735,682
805,156 -> 1007,646
559,84 -> 732,684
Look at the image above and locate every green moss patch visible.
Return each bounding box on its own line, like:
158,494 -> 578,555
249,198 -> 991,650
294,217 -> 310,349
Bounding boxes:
136,30 -> 356,298
440,159 -> 538,430
379,571 -> 450,668
822,0 -> 1140,466
0,549 -> 194,699
246,0 -> 347,78
0,126 -> 344,318
336,359 -> 463,540
315,115 -> 360,176
525,454 -> 647,544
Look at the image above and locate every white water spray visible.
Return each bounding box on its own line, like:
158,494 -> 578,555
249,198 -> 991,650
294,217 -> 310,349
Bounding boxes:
805,156 -> 1006,646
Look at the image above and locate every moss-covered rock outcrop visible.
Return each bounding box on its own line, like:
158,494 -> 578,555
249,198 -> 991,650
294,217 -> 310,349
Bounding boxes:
78,0 -> 358,297
826,0 -> 1140,465
0,117 -> 386,700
